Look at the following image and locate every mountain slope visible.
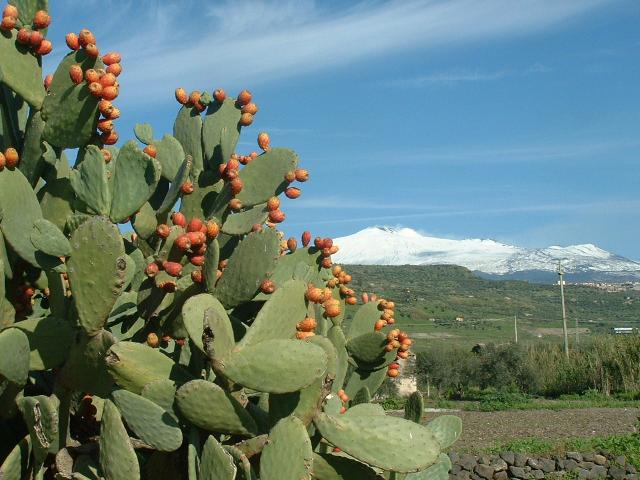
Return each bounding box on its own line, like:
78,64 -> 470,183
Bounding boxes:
333,227 -> 640,281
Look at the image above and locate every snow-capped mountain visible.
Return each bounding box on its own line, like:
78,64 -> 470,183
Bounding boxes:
332,227 -> 640,281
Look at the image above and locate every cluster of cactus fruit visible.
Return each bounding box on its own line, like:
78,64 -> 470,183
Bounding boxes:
0,1 -> 461,479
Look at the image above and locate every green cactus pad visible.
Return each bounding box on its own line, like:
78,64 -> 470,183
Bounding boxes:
99,399 -> 140,480
425,415 -> 462,449
203,237 -> 220,293
180,172 -> 223,220
110,140 -> 162,223
260,416 -> 313,480
9,316 -> 74,370
0,328 -> 29,385
134,123 -> 153,145
347,301 -> 380,339
30,218 -> 71,257
18,395 -> 59,462
73,454 -> 101,480
132,201 -> 157,239
0,167 -> 44,267
141,379 -> 177,415
220,339 -> 327,393
404,391 -> 424,424
154,134 -> 185,181
0,29 -> 45,108
0,435 -> 32,480
311,452 -> 380,480
202,98 -> 242,168
221,203 -> 269,235
157,155 -> 192,216
350,387 -> 372,406
67,216 -> 127,335
314,413 -> 440,473
344,367 -> 387,399
41,50 -> 103,148
346,331 -> 396,370
175,379 -> 257,436
327,327 -> 348,393
406,453 -> 452,480
58,330 -> 115,397
343,402 -> 384,417
234,147 -> 298,208
215,228 -> 280,308
105,341 -> 194,394
111,389 -> 183,452
181,293 -> 234,358
239,279 -> 307,348
69,146 -> 111,216
269,379 -> 324,427
200,435 -> 237,480
19,110 -> 46,186
174,106 -> 204,174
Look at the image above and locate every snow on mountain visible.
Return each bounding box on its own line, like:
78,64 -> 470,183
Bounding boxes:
332,227 -> 640,278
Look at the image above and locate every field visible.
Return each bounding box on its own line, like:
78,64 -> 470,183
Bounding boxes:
343,264 -> 640,349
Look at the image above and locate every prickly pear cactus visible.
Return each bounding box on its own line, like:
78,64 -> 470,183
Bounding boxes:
0,4 -> 461,478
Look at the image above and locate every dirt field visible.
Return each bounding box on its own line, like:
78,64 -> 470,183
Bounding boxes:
428,407 -> 640,450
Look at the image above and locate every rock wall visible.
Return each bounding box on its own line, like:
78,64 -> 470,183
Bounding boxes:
448,451 -> 636,480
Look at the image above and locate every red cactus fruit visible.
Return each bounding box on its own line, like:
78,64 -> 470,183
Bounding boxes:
88,82 -> 103,97
230,177 -> 243,195
3,5 -> 18,17
287,237 -> 297,252
69,65 -> 83,84
320,257 -> 332,269
104,106 -> 119,120
187,218 -> 203,233
4,148 -> 19,169
374,319 -> 385,331
266,196 -> 280,211
106,62 -> 122,76
43,74 -> 53,90
78,29 -> 95,47
284,170 -> 296,183
237,89 -> 252,105
189,90 -> 201,106
0,16 -> 16,30
229,198 -> 243,211
16,28 -> 30,44
387,368 -> 399,378
259,279 -> 276,294
102,51 -> 121,65
174,87 -> 188,104
296,331 -> 316,340
101,86 -> 119,101
32,10 -> 50,29
98,99 -> 113,116
297,231 -> 310,248
257,132 -> 270,151
174,235 -> 191,251
65,32 -> 79,50
85,43 -> 99,57
268,209 -> 285,223
29,30 -> 43,47
172,212 -> 187,228
0,152 -> 5,171
190,255 -> 205,267
181,181 -> 194,194
146,332 -> 159,347
163,261 -> 182,277
143,145 -> 157,158
323,300 -> 341,318
191,269 -> 203,283
187,231 -> 206,248
205,221 -> 220,239
294,168 -> 309,182
99,72 -> 116,88
241,102 -> 258,115
97,119 -> 113,133
84,68 -> 99,83
213,89 -> 226,103
156,224 -> 170,238
296,317 -> 317,332
101,149 -> 112,163
145,262 -> 159,277
285,187 -> 301,199
239,113 -> 253,126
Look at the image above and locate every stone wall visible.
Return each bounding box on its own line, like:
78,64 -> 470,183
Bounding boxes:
449,451 -> 637,480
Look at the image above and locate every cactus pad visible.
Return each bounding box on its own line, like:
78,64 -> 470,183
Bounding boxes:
9,316 -> 74,370
260,416 -> 313,480
425,415 -> 462,449
30,218 -> 71,257
0,328 -> 30,385
0,29 -> 45,108
404,391 -> 424,424
200,435 -> 237,480
311,452 -> 380,480
99,399 -> 141,480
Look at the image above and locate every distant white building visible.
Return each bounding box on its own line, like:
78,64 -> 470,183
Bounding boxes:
612,327 -> 636,335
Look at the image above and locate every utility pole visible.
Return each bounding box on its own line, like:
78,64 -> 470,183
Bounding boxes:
557,262 -> 569,358
514,314 -> 518,344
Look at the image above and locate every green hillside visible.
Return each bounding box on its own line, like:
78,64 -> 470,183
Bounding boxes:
343,265 -> 640,349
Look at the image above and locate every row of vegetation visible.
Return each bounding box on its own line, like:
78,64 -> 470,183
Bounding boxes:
414,335 -> 640,401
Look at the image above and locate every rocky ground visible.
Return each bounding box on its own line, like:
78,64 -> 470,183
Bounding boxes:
429,407 -> 640,451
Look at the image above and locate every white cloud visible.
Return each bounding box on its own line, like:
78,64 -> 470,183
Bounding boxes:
61,0 -> 611,107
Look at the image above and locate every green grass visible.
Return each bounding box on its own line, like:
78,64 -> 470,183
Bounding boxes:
342,264 -> 640,348
483,434 -> 640,469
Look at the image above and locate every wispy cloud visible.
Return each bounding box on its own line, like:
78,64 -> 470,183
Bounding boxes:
51,0 -> 612,107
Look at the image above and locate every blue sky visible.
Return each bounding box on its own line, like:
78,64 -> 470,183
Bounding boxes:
45,0 -> 640,259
